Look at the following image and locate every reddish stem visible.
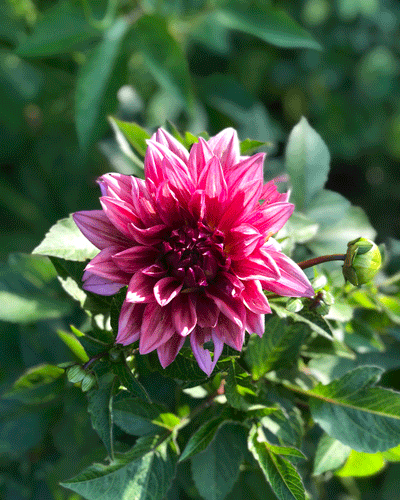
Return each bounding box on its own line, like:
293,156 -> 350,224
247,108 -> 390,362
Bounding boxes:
297,254 -> 346,270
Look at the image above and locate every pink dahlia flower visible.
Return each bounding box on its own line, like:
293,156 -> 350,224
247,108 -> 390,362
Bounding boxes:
73,128 -> 314,375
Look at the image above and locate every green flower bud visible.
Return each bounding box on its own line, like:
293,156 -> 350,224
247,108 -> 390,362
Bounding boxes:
81,373 -> 97,392
342,237 -> 382,286
66,365 -> 86,383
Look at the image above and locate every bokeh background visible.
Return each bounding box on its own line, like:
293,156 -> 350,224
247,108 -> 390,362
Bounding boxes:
1,0 -> 400,498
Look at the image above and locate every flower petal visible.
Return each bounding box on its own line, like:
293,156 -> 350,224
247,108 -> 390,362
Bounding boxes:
97,173 -> 133,202
245,311 -> 265,337
82,273 -> 125,295
196,293 -> 219,328
213,314 -> 245,351
153,128 -> 189,163
139,303 -> 175,354
113,245 -> 158,274
207,128 -> 240,170
188,137 -> 214,182
154,277 -> 183,306
190,327 -> 224,376
241,280 -> 271,314
225,224 -> 264,260
206,286 -> 245,329
100,197 -> 139,238
126,272 -> 157,303
171,293 -> 197,336
157,333 -> 186,368
116,301 -> 145,345
73,210 -> 131,250
246,203 -> 294,236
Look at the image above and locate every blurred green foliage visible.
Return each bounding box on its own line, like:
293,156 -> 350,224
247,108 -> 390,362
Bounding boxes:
1,0 -> 400,499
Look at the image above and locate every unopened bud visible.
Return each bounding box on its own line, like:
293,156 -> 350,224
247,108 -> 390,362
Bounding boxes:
81,373 -> 97,392
343,237 -> 381,286
67,365 -> 86,383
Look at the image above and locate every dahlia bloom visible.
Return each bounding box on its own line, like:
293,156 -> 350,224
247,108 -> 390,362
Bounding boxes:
73,128 -> 314,375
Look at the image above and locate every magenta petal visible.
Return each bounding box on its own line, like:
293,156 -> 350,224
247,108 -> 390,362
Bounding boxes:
154,128 -> 189,163
172,293 -> 197,336
128,222 -> 169,246
213,314 -> 244,351
113,246 -> 158,273
206,287 -> 245,329
84,246 -> 130,282
225,153 -> 265,194
100,197 -> 139,238
245,311 -> 265,337
207,128 -> 240,170
260,179 -> 290,205
116,301 -> 145,345
190,327 -> 224,376
188,137 -> 214,182
97,173 -> 133,202
196,294 -> 219,328
126,272 -> 157,303
139,303 -> 175,354
82,273 -> 125,295
154,277 -> 183,306
157,333 -> 186,368
226,224 -> 264,260
73,210 -> 131,250
232,249 -> 281,281
198,156 -> 228,201
241,280 -> 271,314
144,144 -> 165,193
246,203 -> 294,236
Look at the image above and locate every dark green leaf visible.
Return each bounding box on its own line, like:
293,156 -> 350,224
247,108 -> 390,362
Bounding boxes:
112,361 -> 150,401
33,215 -> 99,261
309,366 -> 400,452
0,413 -> 44,457
108,117 -> 150,157
113,398 -> 179,436
160,348 -> 209,383
16,2 -> 100,57
61,434 -> 177,500
110,287 -> 127,336
245,316 -> 310,380
225,360 -> 257,411
313,434 -> 351,475
133,15 -> 193,107
285,117 -> 330,212
217,3 -> 322,51
87,373 -> 116,459
75,17 -> 130,151
191,422 -> 248,500
3,364 -> 64,404
179,416 -> 225,461
248,425 -> 305,500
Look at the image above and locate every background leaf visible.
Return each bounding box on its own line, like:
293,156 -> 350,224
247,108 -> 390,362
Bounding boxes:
313,434 -> 351,475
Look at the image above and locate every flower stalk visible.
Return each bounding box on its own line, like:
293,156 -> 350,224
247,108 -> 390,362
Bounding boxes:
297,254 -> 346,270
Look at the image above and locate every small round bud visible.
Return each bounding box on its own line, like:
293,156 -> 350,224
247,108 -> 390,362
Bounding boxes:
343,237 -> 382,286
67,365 -> 86,383
81,373 -> 97,392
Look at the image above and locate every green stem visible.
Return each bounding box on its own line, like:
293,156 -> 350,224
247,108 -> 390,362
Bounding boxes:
297,254 -> 346,270
82,350 -> 109,370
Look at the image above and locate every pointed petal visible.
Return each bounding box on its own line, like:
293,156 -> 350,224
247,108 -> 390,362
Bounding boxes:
171,293 -> 197,336
128,222 -> 169,246
225,224 -> 264,260
83,246 -> 131,282
126,272 -> 157,303
207,128 -> 240,169
225,153 -> 265,193
144,143 -> 165,193
197,156 -> 228,201
157,333 -> 186,368
246,203 -> 294,236
232,248 -> 281,281
97,173 -> 133,202
196,293 -> 219,328
260,179 -> 290,205
242,280 -> 271,314
82,273 -> 125,295
113,245 -> 158,274
245,311 -> 265,337
100,197 -> 139,238
206,286 -> 245,329
154,128 -> 189,163
213,314 -> 245,351
73,210 -> 131,250
188,137 -> 214,182
139,303 -> 175,354
154,277 -> 183,306
116,301 -> 145,345
190,327 -> 223,376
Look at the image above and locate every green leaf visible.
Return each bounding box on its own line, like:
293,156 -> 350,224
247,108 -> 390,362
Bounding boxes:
191,422 -> 248,500
225,360 -> 258,411
16,2 -> 100,57
240,139 -> 267,155
159,348 -> 209,383
382,443 -> 400,462
0,413 -> 44,457
335,449 -> 385,477
112,361 -> 150,401
218,3 -> 322,50
56,330 -> 89,362
33,215 -> 99,261
309,366 -> 400,452
245,316 -> 310,380
87,373 -> 116,459
75,17 -> 130,152
313,434 -> 351,475
179,416 -> 225,462
285,116 -> 330,212
248,425 -> 305,500
108,117 -> 150,157
61,434 -> 177,500
3,364 -> 64,404
133,15 -> 193,107
113,398 -> 179,436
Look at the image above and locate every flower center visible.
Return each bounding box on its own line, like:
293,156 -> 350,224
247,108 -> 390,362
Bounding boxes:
161,224 -> 228,288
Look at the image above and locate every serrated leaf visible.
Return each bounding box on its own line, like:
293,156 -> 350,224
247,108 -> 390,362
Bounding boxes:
113,398 -> 178,436
308,366 -> 400,452
33,215 -> 99,261
112,361 -> 150,401
75,17 -> 130,151
248,426 -> 305,500
225,360 -> 257,411
61,434 -> 177,500
245,316 -> 309,380
109,117 -> 150,157
3,364 -> 64,404
313,434 -> 351,475
16,2 -> 100,57
87,373 -> 116,459
160,349 -> 209,383
191,422 -> 248,500
179,416 -> 225,462
335,449 -> 385,477
217,3 -> 322,51
285,117 -> 330,212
